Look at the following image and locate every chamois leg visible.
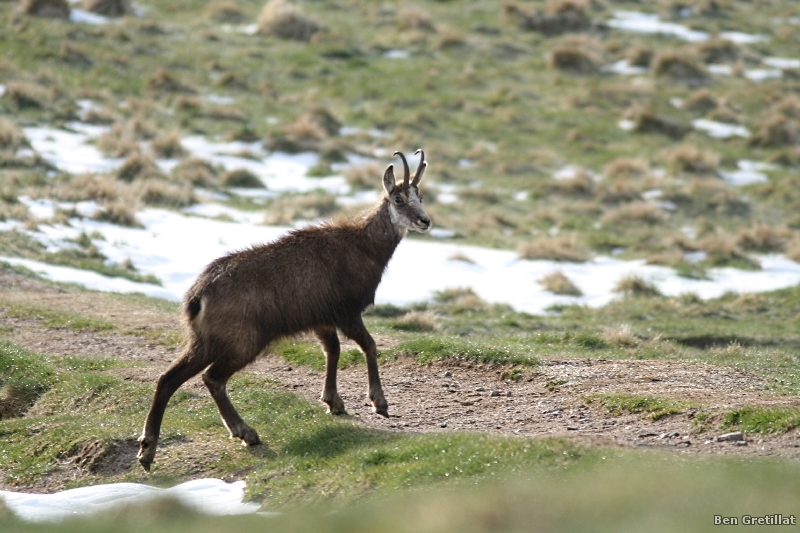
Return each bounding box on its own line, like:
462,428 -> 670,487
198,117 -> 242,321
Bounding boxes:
341,318 -> 388,417
138,339 -> 210,471
314,326 -> 346,415
202,357 -> 261,446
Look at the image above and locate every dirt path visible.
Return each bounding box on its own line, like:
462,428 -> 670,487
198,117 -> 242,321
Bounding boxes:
3,268 -> 800,465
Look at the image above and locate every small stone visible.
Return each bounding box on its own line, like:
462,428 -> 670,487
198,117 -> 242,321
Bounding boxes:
460,400 -> 474,406
490,390 -> 502,397
717,431 -> 744,442
444,371 -> 452,377
475,387 -> 485,392
638,433 -> 658,438
440,422 -> 447,428
735,441 -> 748,446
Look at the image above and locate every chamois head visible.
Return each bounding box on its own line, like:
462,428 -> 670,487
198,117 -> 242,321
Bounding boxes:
383,149 -> 432,234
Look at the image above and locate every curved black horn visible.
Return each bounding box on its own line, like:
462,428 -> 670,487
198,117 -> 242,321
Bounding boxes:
394,151 -> 410,186
412,148 -> 426,186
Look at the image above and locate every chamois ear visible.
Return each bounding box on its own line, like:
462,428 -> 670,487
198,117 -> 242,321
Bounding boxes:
383,164 -> 396,194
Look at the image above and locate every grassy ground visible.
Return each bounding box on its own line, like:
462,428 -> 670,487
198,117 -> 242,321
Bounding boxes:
2,0 -> 800,272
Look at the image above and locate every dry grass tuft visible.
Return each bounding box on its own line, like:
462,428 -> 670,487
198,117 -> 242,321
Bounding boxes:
116,153 -> 164,182
749,114 -> 799,147
785,237 -> 800,263
82,0 -> 131,17
538,270 -> 582,296
518,235 -> 589,262
4,82 -> 52,109
205,1 -> 244,22
625,107 -> 689,139
257,0 -> 322,41
663,144 -> 720,174
433,287 -> 489,314
603,324 -> 639,347
505,0 -> 590,36
602,201 -> 664,225
392,311 -> 439,332
735,223 -> 793,253
94,199 -> 143,228
651,50 -> 709,82
345,162 -> 382,190
21,0 -> 69,18
549,170 -> 594,197
397,7 -> 437,32
627,45 -> 654,67
97,117 -> 158,157
134,179 -> 196,208
220,168 -> 264,188
171,157 -> 219,187
263,193 -> 338,224
613,275 -> 661,297
150,131 -> 187,159
448,252 -> 476,264
147,68 -> 196,94
603,158 -> 649,180
57,174 -> 122,202
697,231 -> 760,269
548,39 -> 602,74
0,117 -> 29,152
695,37 -> 739,64
596,180 -> 642,204
682,88 -> 717,113
60,42 -> 93,69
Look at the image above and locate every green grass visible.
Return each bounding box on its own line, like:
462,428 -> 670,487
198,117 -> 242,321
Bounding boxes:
0,300 -> 116,332
387,337 -> 538,366
271,340 -> 362,372
586,394 -> 695,421
722,407 -> 800,435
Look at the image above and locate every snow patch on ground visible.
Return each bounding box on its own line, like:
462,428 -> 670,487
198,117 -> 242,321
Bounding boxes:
0,479 -> 262,523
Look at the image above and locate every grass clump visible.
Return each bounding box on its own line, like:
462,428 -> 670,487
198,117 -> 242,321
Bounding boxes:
722,407 -> 800,435
271,340 -> 361,371
0,341 -> 56,419
613,275 -> 661,297
518,235 -> 589,262
391,311 -> 439,332
390,337 -> 534,366
505,0 -> 591,36
206,1 -> 244,22
538,270 -> 582,296
220,168 -> 264,188
257,0 -> 322,42
21,0 -> 69,18
586,394 -> 692,421
433,287 -> 489,314
651,50 -> 709,82
82,0 -> 130,17
547,39 -> 602,75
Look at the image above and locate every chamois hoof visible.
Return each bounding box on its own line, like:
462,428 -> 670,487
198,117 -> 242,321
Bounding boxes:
137,437 -> 155,472
372,401 -> 389,417
236,426 -> 261,446
322,394 -> 346,415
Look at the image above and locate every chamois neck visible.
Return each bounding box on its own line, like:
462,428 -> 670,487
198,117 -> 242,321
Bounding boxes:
360,199 -> 404,261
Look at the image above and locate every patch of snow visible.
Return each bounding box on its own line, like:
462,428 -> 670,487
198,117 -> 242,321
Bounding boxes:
642,189 -> 663,200
745,69 -> 783,82
692,119 -> 750,139
458,158 -> 475,168
707,64 -> 733,76
383,49 -> 410,59
669,97 -> 684,108
181,203 -> 265,224
513,190 -> 529,202
23,123 -> 123,175
0,479 -> 261,523
340,126 -> 387,138
0,84 -> 5,97
337,189 -> 381,207
607,11 -> 709,42
204,94 -> 236,105
684,251 -> 707,263
18,197 -> 56,220
235,24 -> 259,35
763,57 -> 800,69
69,9 -> 110,25
720,160 -> 777,187
618,119 -> 635,131
429,228 -> 456,239
602,60 -> 647,76
719,31 -> 767,44
6,207 -> 800,315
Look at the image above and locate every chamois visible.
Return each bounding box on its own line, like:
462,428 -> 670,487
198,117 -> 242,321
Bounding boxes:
137,150 -> 431,471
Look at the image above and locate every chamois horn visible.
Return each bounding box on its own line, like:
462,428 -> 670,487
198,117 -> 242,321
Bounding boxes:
412,149 -> 426,186
393,151 -> 410,186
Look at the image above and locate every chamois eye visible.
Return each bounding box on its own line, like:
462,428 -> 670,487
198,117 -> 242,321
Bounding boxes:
394,195 -> 404,205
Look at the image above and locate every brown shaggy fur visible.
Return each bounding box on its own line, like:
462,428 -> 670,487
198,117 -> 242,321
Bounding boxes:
137,151 -> 431,471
